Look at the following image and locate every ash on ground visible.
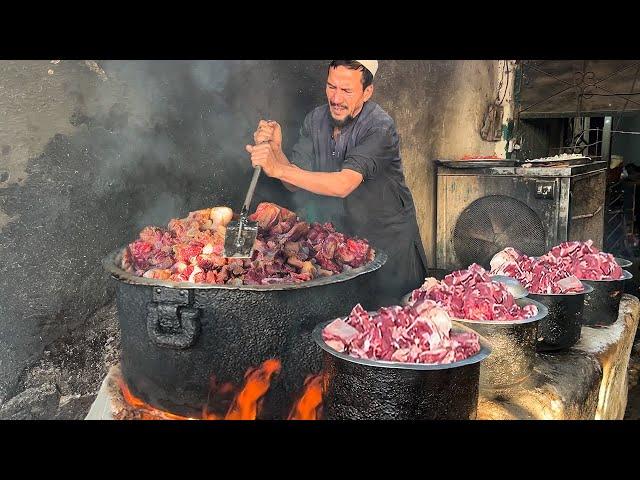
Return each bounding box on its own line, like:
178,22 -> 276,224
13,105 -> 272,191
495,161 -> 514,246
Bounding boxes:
0,302 -> 120,419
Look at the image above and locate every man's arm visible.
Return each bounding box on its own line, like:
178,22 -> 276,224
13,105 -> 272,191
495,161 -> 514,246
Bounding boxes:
277,162 -> 363,198
246,143 -> 363,197
249,118 -> 395,198
274,149 -> 300,192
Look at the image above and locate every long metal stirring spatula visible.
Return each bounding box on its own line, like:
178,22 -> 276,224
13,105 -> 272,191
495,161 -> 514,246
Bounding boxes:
223,164 -> 262,258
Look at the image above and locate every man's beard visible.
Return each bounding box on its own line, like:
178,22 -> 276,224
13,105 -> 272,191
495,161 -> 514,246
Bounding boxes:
329,112 -> 355,128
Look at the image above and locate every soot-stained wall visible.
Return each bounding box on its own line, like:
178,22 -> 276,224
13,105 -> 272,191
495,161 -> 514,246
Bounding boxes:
0,60 -> 501,404
374,60 -> 501,264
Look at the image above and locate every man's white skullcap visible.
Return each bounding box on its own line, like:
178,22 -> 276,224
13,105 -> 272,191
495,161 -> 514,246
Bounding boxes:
356,60 -> 378,78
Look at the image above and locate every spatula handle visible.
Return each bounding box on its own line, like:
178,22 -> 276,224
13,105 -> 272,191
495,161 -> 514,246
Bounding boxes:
242,165 -> 262,214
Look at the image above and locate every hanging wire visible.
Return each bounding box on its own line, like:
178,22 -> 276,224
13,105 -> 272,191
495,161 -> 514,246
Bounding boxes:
521,61 -> 637,154
549,126 -> 640,154
613,64 -> 640,134
571,137 -> 602,151
571,127 -> 640,136
586,92 -> 640,96
494,60 -> 505,103
496,60 -> 510,106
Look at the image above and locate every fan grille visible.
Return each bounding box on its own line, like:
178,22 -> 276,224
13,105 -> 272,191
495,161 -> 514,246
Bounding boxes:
453,195 -> 546,268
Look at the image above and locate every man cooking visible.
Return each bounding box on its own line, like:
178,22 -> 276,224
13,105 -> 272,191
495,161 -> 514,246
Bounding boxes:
246,60 -> 427,305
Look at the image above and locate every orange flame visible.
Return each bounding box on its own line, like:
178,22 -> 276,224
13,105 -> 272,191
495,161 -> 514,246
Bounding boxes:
288,374 -> 323,420
119,359 -> 281,420
119,380 -> 199,420
225,359 -> 282,420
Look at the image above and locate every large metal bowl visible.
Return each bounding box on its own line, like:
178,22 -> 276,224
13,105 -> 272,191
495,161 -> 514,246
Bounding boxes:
401,292 -> 546,389
312,318 -> 491,420
448,298 -> 547,389
615,257 -> 632,268
581,270 -> 633,327
527,283 -> 594,351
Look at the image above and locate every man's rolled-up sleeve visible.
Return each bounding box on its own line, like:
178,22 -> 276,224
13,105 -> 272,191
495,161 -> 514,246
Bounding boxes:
342,126 -> 396,181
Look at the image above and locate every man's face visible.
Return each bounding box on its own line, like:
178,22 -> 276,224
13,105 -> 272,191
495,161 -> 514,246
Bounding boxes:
326,66 -> 373,127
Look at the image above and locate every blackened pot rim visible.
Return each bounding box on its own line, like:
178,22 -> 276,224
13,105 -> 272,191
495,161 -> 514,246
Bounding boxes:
102,247 -> 387,291
579,269 -> 633,283
400,295 -> 548,325
312,317 -> 491,371
527,282 -> 594,296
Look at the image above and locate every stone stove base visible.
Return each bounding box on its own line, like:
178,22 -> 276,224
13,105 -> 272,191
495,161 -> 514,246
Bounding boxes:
85,365 -> 158,420
86,295 -> 640,420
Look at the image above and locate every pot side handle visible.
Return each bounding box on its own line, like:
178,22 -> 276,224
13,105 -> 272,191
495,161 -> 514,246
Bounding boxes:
146,288 -> 201,349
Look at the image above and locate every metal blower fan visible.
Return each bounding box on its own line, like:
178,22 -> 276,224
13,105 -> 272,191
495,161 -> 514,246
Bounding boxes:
453,195 -> 547,268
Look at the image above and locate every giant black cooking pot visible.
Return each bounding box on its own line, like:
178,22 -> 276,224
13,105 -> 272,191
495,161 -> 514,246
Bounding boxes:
312,319 -> 491,420
102,247 -> 387,419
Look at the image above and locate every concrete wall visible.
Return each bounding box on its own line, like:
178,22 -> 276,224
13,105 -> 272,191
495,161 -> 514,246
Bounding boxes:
0,60 -> 503,404
375,60 -> 503,265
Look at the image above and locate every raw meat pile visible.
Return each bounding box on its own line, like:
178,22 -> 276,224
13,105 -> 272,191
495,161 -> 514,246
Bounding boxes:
121,202 -> 374,285
490,247 -> 585,294
490,241 -> 624,293
545,240 -> 623,281
407,264 -> 537,321
322,302 -> 481,365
